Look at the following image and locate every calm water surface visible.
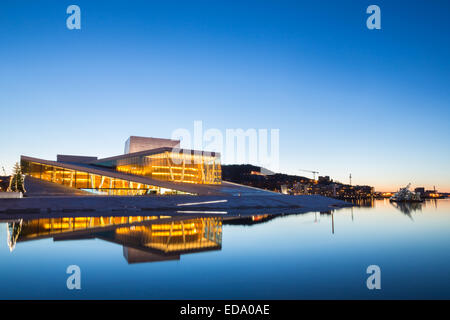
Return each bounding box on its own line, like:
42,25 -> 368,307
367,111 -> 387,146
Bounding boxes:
0,199 -> 449,299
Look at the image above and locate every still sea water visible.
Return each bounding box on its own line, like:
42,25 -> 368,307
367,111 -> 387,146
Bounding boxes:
0,199 -> 449,299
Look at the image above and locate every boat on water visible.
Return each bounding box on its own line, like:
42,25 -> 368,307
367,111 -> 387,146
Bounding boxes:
390,183 -> 423,203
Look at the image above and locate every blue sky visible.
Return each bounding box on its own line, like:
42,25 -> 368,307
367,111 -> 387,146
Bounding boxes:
0,0 -> 449,191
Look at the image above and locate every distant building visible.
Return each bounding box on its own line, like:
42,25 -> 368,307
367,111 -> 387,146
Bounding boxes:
424,188 -> 440,198
318,176 -> 331,184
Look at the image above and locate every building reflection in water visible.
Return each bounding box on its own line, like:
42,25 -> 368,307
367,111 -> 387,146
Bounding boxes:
5,210 -> 348,261
6,216 -> 222,264
348,198 -> 376,208
390,201 -> 422,219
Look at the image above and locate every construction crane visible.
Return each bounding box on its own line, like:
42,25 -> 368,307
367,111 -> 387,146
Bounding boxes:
299,169 -> 319,181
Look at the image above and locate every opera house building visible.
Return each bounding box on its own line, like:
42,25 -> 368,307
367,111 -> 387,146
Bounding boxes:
12,136 -> 348,215
20,136 -> 226,196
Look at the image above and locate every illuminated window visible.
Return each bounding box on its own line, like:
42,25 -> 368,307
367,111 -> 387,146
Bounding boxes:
20,159 -> 195,196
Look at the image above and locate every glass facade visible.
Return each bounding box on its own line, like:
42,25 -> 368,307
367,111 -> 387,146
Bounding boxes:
21,159 -> 193,196
101,151 -> 221,184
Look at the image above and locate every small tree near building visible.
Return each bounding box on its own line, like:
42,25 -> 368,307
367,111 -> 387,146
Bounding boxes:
9,162 -> 25,193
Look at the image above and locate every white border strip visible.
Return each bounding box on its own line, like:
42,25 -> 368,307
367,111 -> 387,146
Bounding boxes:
176,199 -> 228,206
177,210 -> 228,215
